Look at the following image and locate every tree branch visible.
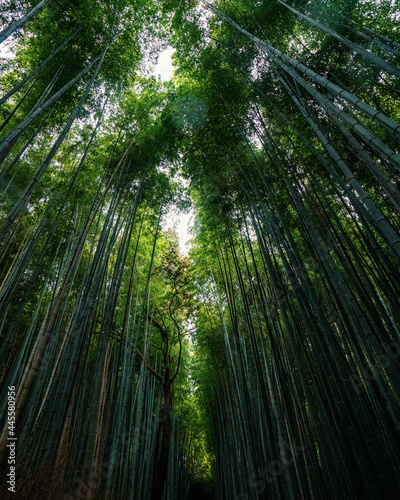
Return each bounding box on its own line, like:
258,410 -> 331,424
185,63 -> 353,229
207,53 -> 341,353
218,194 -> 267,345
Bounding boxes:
171,332 -> 183,384
136,348 -> 163,382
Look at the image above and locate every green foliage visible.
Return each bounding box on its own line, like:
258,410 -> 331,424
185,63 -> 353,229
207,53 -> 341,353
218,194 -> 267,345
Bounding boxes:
1,0 -> 400,498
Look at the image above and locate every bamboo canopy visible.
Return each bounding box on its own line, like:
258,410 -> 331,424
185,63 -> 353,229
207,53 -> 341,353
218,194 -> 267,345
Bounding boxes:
0,0 -> 399,498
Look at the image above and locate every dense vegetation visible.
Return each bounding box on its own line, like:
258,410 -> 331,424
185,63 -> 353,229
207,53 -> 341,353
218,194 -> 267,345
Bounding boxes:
0,0 -> 400,499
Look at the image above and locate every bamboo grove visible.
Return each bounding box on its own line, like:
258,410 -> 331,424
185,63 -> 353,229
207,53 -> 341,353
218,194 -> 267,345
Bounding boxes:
0,0 -> 400,499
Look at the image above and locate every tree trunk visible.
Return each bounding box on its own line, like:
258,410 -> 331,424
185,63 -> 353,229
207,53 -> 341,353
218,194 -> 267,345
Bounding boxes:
151,368 -> 173,500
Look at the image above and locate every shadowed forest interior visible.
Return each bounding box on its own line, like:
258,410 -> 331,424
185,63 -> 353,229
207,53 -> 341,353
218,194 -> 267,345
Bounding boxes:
0,0 -> 400,499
